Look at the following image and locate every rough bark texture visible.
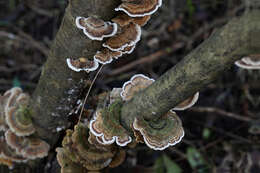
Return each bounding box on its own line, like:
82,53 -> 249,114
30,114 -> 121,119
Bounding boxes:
120,10 -> 260,131
30,0 -> 120,146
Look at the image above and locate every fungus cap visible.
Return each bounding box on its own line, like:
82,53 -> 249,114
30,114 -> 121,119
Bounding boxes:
67,57 -> 99,72
115,0 -> 162,17
94,48 -> 122,64
173,92 -> 199,111
89,109 -> 132,147
133,110 -> 184,150
5,130 -> 50,159
76,16 -> 118,41
235,56 -> 260,70
0,137 -> 27,163
103,23 -> 141,51
112,13 -> 151,27
120,74 -> 154,101
5,105 -> 35,137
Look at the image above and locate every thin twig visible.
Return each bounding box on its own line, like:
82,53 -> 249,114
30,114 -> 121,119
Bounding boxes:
189,106 -> 252,122
77,65 -> 104,124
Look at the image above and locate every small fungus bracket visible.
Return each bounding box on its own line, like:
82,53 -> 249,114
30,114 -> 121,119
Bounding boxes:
89,101 -> 132,147
133,110 -> 184,150
235,55 -> 260,69
115,0 -> 162,17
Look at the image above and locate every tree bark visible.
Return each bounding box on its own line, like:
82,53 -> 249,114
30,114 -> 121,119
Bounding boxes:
30,0 -> 121,146
120,10 -> 260,131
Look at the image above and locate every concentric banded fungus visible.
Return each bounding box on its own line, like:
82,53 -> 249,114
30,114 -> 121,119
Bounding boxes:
76,16 -> 118,41
2,87 -> 35,136
0,137 -> 27,163
112,13 -> 151,27
58,123 -> 123,171
108,149 -> 126,168
103,23 -> 141,51
94,48 -> 122,64
115,0 -> 162,17
235,55 -> 260,69
56,148 -> 87,173
133,110 -> 184,150
66,57 -> 99,72
5,99 -> 35,137
120,74 -> 154,101
89,103 -> 132,146
172,92 -> 199,111
5,130 -> 50,159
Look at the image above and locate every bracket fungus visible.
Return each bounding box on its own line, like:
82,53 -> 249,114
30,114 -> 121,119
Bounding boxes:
57,123 -> 126,172
66,57 -> 99,72
120,74 -> 199,110
0,87 -> 50,169
76,16 -> 118,41
94,48 -> 122,65
5,130 -> 50,160
112,13 -> 151,27
172,92 -> 199,111
133,110 -> 184,150
235,55 -> 260,70
103,23 -> 141,51
115,0 -> 162,17
120,74 -> 155,101
89,105 -> 132,146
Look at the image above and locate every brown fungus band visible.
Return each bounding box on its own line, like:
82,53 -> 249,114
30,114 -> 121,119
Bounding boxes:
56,123 -> 126,172
0,87 -> 35,136
133,110 -> 184,150
120,74 -> 199,111
115,0 -> 162,17
89,105 -> 132,147
76,16 -> 117,41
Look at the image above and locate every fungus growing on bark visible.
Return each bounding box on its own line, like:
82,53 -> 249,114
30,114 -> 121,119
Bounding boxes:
235,55 -> 260,69
133,110 -> 184,150
94,48 -> 122,64
0,157 -> 13,169
0,137 -> 27,164
76,16 -> 118,41
120,74 -> 154,101
57,123 -> 125,172
1,87 -> 35,136
103,23 -> 141,51
89,108 -> 132,146
5,130 -> 50,159
66,57 -> 99,72
115,0 -> 162,17
112,13 -> 151,27
172,92 -> 199,111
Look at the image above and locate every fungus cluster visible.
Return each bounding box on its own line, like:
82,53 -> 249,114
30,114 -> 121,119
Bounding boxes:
119,74 -> 199,150
89,92 -> 132,147
235,55 -> 260,70
56,123 -> 126,172
67,0 -> 162,72
0,87 -> 50,169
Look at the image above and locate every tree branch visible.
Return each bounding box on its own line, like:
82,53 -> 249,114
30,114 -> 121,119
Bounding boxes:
30,0 -> 120,146
120,10 -> 260,131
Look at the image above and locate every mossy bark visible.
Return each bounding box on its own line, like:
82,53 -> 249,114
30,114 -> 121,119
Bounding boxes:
120,10 -> 260,131
30,0 -> 121,146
